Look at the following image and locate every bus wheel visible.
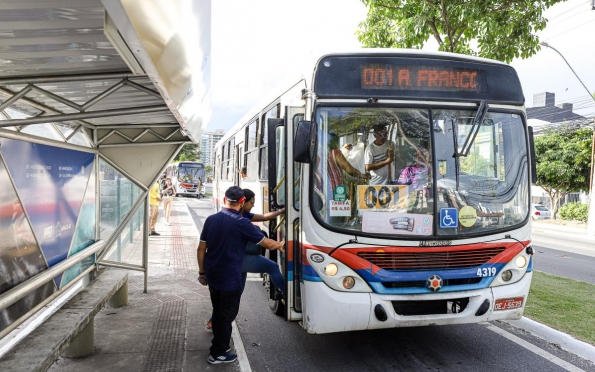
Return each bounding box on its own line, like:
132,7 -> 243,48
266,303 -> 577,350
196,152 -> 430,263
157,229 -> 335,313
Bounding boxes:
264,273 -> 284,316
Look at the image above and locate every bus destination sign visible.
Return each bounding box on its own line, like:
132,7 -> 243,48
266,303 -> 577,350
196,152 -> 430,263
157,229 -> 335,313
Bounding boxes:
361,64 -> 486,93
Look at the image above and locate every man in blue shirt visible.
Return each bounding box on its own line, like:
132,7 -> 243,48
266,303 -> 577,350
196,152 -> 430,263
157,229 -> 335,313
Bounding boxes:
197,186 -> 284,364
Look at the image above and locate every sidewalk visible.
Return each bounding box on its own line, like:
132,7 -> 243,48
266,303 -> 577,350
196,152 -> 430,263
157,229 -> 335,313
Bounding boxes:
48,199 -> 242,372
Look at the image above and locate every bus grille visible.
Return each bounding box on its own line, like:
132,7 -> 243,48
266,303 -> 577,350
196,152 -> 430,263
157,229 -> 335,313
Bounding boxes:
357,248 -> 505,270
382,278 -> 482,289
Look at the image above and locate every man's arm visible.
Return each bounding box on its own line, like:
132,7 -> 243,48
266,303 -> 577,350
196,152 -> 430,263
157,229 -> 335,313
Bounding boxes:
197,241 -> 207,285
365,150 -> 394,172
251,208 -> 285,222
259,238 -> 285,253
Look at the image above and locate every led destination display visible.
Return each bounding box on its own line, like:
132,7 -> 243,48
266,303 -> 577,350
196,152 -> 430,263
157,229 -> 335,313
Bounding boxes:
361,64 -> 485,93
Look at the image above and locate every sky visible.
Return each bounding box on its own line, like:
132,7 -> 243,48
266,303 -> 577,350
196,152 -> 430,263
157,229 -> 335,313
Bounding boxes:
207,0 -> 595,133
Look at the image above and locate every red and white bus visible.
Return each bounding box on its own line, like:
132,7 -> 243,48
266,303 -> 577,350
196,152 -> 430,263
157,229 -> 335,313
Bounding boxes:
213,50 -> 536,334
165,161 -> 205,197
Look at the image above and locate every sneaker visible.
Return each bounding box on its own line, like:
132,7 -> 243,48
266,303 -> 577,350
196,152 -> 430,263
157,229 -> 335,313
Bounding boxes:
208,353 -> 237,364
206,317 -> 212,330
150,231 -> 160,236
165,221 -> 170,226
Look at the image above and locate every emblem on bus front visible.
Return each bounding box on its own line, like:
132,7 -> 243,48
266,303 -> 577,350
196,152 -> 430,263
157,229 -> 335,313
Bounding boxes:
427,275 -> 443,292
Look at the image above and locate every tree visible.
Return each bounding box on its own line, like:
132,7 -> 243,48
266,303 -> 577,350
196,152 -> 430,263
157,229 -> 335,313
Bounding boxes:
205,164 -> 213,175
357,0 -> 563,63
534,127 -> 593,219
173,143 -> 200,162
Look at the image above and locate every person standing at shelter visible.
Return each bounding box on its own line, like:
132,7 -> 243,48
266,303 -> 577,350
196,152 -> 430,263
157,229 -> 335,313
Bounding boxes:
161,176 -> 176,225
197,186 -> 284,364
365,124 -> 396,185
149,181 -> 162,236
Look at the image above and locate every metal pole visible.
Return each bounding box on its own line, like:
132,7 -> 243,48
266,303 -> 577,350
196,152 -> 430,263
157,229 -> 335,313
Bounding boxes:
143,196 -> 149,293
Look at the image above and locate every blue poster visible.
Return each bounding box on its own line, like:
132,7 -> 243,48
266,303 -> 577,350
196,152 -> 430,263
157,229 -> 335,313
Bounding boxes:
0,138 -> 95,267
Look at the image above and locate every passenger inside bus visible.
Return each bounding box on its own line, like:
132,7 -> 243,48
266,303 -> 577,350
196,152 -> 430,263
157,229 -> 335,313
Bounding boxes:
365,124 -> 396,185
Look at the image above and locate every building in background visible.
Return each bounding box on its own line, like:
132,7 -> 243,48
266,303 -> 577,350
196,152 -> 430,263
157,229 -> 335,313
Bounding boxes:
200,130 -> 225,167
527,92 -> 591,208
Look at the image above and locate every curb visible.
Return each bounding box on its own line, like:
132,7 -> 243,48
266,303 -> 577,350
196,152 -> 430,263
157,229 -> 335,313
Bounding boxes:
504,317 -> 595,363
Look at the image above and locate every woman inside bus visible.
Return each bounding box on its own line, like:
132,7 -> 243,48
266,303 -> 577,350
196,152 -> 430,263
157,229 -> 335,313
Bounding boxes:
207,188 -> 285,330
161,177 -> 177,225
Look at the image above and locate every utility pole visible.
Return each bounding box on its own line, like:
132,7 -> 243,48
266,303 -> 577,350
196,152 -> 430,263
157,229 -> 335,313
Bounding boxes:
539,42 -> 595,236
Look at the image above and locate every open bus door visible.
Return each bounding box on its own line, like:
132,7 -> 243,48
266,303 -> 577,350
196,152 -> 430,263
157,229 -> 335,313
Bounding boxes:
267,106 -> 304,321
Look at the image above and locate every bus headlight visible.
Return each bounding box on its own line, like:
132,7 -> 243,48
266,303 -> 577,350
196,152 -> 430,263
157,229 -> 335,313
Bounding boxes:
325,263 -> 338,276
501,270 -> 513,282
306,249 -> 372,292
515,256 -> 527,268
343,276 -> 355,289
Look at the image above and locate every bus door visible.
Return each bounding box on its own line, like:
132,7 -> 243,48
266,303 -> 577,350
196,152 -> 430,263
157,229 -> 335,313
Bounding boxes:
268,106 -> 304,321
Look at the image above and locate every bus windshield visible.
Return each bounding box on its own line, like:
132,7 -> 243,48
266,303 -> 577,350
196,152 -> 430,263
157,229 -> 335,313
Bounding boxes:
178,163 -> 203,183
312,106 -> 529,238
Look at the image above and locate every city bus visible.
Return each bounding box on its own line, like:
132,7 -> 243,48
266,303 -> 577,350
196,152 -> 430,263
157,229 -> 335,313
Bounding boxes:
212,50 -> 536,334
165,161 -> 205,197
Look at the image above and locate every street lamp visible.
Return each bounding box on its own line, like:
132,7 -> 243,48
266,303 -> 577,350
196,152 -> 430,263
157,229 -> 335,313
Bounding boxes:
539,41 -> 595,236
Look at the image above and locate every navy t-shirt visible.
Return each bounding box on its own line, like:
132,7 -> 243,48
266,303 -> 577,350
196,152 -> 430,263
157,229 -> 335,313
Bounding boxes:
200,208 -> 265,291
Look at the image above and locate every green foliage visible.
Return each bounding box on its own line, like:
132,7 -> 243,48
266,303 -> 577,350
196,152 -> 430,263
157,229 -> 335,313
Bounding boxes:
205,164 -> 213,174
173,143 -> 200,162
357,0 -> 564,63
534,127 -> 593,194
534,127 -> 592,219
558,202 -> 589,222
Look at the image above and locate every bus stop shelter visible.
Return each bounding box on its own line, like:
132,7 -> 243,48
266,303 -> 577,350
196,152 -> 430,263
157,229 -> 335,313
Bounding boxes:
0,0 -> 211,338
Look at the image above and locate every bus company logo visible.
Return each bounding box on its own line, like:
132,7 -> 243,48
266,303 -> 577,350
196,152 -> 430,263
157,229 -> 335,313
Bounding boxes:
427,275 -> 443,292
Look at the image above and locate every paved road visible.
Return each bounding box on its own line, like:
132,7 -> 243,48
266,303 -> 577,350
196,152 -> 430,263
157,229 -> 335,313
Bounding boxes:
183,198 -> 595,372
531,227 -> 595,284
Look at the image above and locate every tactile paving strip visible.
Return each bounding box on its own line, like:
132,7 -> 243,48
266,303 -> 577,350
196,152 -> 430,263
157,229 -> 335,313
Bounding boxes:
143,300 -> 186,372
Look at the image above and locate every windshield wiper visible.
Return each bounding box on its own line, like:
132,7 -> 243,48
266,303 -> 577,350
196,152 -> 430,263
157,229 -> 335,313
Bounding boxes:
458,100 -> 489,157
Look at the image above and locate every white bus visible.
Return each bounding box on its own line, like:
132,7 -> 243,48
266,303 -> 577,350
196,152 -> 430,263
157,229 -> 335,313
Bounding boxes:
165,161 -> 205,197
213,50 -> 536,334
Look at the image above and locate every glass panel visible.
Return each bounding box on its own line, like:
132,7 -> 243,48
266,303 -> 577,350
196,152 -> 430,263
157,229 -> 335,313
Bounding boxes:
61,162 -> 96,287
247,121 -> 258,150
293,114 -> 305,210
0,156 -> 55,332
433,110 -> 529,235
312,107 -> 432,235
21,123 -> 63,141
244,151 -> 259,181
99,160 -> 143,240
275,126 -> 286,206
259,148 -> 268,180
67,131 -> 91,147
102,203 -> 145,266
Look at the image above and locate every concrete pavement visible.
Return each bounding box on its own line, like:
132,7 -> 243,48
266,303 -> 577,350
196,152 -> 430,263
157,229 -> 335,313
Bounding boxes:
41,201 -> 595,371
47,199 -> 242,372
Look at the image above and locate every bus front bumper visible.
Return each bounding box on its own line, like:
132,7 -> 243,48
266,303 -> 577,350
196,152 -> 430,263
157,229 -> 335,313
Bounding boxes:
301,271 -> 532,334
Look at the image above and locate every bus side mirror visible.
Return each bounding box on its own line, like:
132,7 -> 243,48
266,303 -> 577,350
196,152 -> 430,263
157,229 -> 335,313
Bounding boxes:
528,126 -> 537,184
294,120 -> 317,163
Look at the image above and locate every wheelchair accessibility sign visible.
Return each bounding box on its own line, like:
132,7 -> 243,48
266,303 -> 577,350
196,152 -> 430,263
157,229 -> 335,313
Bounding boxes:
440,208 -> 458,228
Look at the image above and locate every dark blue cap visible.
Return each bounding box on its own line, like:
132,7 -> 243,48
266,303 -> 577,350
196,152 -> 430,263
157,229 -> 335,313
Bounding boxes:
225,186 -> 244,202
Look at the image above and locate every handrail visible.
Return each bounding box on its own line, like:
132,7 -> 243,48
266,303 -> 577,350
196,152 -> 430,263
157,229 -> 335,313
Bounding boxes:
0,240 -> 105,311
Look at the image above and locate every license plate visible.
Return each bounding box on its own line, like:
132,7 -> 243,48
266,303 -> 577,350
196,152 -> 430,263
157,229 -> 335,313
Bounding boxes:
494,297 -> 524,311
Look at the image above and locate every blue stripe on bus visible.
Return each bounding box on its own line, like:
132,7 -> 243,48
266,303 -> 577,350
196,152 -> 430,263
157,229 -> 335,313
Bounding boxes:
355,263 -> 507,294
526,256 -> 533,272
302,264 -> 321,281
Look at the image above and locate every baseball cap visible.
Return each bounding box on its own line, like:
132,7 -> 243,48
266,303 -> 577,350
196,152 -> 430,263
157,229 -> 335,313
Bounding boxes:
225,186 -> 245,202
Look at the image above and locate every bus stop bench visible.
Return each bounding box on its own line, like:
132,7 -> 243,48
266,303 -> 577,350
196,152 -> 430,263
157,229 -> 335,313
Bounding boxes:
0,270 -> 129,372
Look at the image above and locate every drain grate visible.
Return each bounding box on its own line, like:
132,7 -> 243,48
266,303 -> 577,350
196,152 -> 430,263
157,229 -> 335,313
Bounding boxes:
143,300 -> 186,372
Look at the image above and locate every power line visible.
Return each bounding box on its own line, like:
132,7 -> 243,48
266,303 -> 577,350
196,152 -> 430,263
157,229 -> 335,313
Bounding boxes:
548,0 -> 590,21
544,18 -> 595,41
547,2 -> 590,26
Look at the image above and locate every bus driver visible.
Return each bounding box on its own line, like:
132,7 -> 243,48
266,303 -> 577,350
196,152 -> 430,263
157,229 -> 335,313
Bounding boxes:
365,124 -> 396,185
